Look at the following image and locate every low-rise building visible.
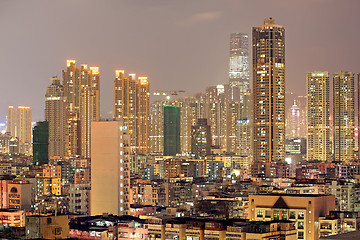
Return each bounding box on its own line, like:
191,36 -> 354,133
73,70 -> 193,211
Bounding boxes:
319,211 -> 360,238
69,183 -> 90,215
249,194 -> 335,240
7,180 -> 32,211
0,209 -> 25,227
25,214 -> 69,239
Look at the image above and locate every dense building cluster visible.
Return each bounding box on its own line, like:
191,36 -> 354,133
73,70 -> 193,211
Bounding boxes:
1,17 -> 360,239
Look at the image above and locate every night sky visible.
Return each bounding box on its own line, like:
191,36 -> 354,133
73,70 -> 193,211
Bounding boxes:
1,0 -> 360,122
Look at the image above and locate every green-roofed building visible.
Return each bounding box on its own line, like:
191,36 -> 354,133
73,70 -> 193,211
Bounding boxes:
33,121 -> 49,165
163,105 -> 180,156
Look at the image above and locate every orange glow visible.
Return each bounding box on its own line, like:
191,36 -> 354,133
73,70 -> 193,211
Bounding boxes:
90,67 -> 99,75
116,70 -> 125,77
138,76 -> 148,85
66,59 -> 76,67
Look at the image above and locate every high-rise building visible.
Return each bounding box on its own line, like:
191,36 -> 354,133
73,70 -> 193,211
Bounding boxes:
79,66 -> 100,158
296,96 -> 308,139
191,118 -> 211,158
62,60 -> 100,158
114,70 -> 149,154
333,71 -> 355,162
63,60 -> 81,156
91,120 -> 130,216
252,17 -> 285,176
163,105 -> 181,156
135,77 -> 149,154
33,121 -> 49,165
45,77 -> 66,157
207,102 -> 227,150
228,33 -> 250,102
0,132 -> 12,154
6,106 -> 15,137
235,119 -> 252,157
289,100 -> 301,139
149,102 -> 164,154
15,106 -> 32,154
307,71 -> 330,161
89,67 -> 100,122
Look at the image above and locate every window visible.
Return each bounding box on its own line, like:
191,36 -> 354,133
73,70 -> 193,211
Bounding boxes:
298,221 -> 304,229
257,210 -> 263,218
298,231 -> 304,239
273,210 -> 279,220
282,211 -> 288,220
265,210 -> 271,218
298,211 -> 305,219
55,227 -> 62,235
290,211 -> 296,219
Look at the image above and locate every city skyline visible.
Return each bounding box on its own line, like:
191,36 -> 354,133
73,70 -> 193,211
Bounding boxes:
1,0 -> 360,122
2,2 -> 360,239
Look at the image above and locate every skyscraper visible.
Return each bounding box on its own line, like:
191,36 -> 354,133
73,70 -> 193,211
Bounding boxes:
307,71 -> 330,162
114,70 -> 149,154
289,100 -> 301,139
235,119 -> 252,157
62,60 -> 100,158
91,120 -> 130,216
33,121 -> 49,165
63,60 -> 82,156
80,67 -> 100,158
45,77 -> 66,157
6,106 -> 15,137
16,106 -> 32,154
191,118 -> 211,158
229,33 -> 250,102
135,77 -> 150,154
333,71 -> 355,162
149,102 -> 164,154
252,17 -> 285,176
163,105 -> 181,156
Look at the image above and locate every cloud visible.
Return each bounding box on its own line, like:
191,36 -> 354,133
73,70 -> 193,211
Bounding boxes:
177,11 -> 222,27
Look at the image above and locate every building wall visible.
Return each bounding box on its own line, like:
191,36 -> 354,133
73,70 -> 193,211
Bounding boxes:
307,71 -> 330,161
249,194 -> 335,240
333,71 -> 355,162
7,182 -> 32,211
91,121 -> 130,216
0,210 -> 25,227
45,77 -> 67,158
252,18 -> 285,176
163,105 -> 181,156
26,215 -> 69,239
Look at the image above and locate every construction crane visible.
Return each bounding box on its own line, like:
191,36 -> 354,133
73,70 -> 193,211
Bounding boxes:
153,90 -> 186,99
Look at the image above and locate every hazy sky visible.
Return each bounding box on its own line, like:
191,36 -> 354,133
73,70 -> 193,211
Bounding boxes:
1,0 -> 360,122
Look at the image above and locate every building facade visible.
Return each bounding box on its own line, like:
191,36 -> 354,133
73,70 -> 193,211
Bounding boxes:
252,17 -> 285,176
307,71 -> 330,161
45,77 -> 67,158
228,33 -> 250,102
191,118 -> 211,158
333,71 -> 355,162
163,105 -> 181,156
32,121 -> 49,165
114,71 -> 149,154
249,194 -> 335,240
91,120 -> 130,216
6,106 -> 16,137
62,60 -> 100,158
